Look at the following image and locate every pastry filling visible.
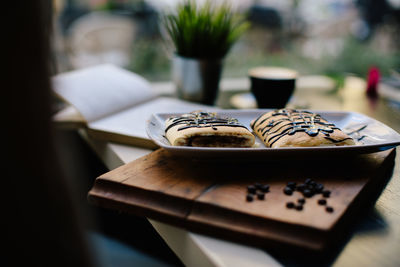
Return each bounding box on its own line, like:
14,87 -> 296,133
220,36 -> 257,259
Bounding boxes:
188,136 -> 250,147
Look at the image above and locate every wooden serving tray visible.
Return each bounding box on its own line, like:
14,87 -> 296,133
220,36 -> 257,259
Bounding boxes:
88,148 -> 395,253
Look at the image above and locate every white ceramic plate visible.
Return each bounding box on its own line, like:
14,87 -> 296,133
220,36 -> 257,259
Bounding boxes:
146,109 -> 400,158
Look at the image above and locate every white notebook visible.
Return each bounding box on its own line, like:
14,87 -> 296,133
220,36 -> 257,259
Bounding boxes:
52,64 -> 209,148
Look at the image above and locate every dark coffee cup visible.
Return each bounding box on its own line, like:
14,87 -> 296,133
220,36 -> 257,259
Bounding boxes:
249,67 -> 297,108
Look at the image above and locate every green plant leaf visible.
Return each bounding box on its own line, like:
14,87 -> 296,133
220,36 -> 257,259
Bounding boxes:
163,0 -> 248,59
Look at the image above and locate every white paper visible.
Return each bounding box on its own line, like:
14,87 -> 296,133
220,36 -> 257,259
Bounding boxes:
88,97 -> 209,140
52,64 -> 157,122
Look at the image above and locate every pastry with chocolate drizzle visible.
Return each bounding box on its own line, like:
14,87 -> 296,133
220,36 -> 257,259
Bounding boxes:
250,109 -> 355,148
165,111 -> 255,147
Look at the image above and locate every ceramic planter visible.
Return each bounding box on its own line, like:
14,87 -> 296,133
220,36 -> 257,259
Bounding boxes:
172,55 -> 223,105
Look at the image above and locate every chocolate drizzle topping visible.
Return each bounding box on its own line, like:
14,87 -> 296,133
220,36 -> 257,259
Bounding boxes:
346,124 -> 368,142
251,109 -> 351,147
165,111 -> 248,133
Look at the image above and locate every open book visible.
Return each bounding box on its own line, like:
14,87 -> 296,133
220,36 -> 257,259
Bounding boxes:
52,64 -> 209,148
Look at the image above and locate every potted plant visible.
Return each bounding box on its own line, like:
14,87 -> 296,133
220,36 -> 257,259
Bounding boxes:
163,0 -> 249,105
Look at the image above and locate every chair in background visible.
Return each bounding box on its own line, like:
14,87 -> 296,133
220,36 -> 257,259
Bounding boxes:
66,11 -> 136,69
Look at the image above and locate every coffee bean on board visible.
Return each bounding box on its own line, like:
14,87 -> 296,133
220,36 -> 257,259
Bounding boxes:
286,202 -> 295,209
246,194 -> 254,202
322,190 -> 331,198
254,183 -> 262,189
287,181 -> 296,189
284,187 -> 293,195
326,206 -> 334,213
295,205 -> 303,211
298,198 -> 306,204
303,189 -> 313,198
247,185 -> 256,194
260,184 -> 270,192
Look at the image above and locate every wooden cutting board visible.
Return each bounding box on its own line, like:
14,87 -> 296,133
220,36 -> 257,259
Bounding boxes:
88,148 -> 396,254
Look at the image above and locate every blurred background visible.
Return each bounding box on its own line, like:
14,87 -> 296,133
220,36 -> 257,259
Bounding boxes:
52,0 -> 400,84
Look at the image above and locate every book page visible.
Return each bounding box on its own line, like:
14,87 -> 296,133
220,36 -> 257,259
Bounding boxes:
88,97 -> 213,140
52,64 -> 157,122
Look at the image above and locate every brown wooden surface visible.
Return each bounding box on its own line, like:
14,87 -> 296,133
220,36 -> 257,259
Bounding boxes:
81,76 -> 400,265
88,147 -> 396,253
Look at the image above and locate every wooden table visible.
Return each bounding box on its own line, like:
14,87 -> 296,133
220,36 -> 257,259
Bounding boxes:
56,76 -> 400,266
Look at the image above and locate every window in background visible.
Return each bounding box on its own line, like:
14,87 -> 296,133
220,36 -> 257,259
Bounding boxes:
52,0 -> 400,82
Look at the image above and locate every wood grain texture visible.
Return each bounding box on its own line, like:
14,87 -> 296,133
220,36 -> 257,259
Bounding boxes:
88,147 -> 396,253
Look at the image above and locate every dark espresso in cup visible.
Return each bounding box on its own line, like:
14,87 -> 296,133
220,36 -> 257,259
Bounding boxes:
249,67 -> 297,108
